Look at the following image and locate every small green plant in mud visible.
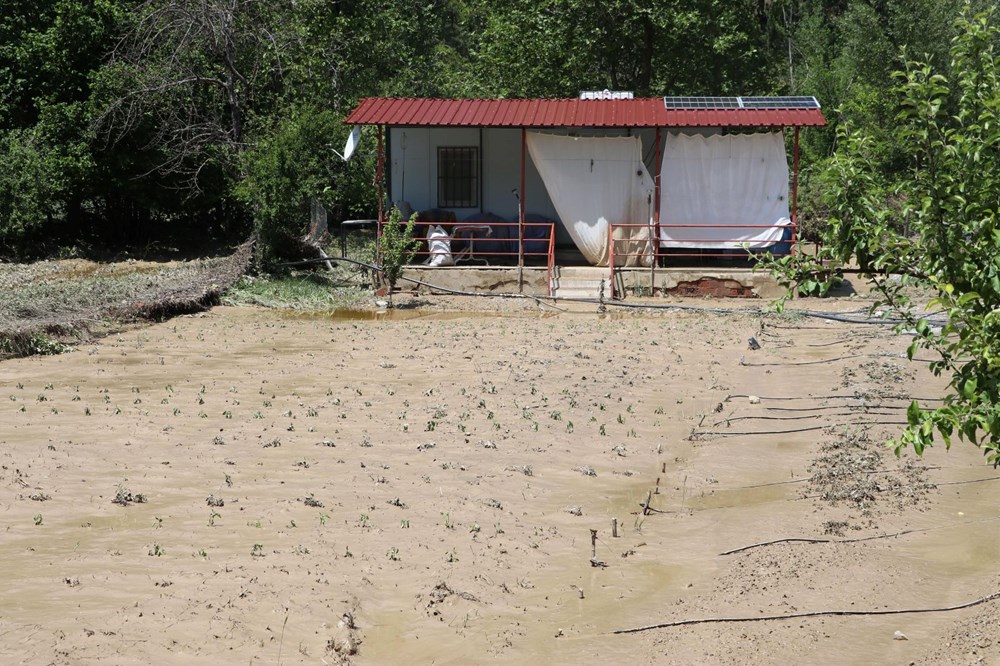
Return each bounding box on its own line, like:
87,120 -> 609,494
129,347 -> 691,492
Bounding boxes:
387,546 -> 400,561
251,543 -> 265,557
149,543 -> 165,556
379,208 -> 419,307
32,514 -> 42,526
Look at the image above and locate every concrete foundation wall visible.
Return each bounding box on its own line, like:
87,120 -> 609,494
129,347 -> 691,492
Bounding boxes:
397,265 -> 782,299
400,266 -> 551,296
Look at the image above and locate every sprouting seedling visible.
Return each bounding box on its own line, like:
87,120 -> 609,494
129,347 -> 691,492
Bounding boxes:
33,514 -> 42,526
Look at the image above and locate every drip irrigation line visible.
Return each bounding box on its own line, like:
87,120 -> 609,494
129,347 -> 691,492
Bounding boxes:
711,411 -> 900,426
741,353 -> 868,366
765,405 -> 907,412
718,515 -> 1000,556
933,476 -> 1000,488
273,256 -> 945,326
695,421 -> 909,437
726,393 -> 946,403
740,353 -> 938,367
804,338 -> 866,347
612,591 -> 1000,634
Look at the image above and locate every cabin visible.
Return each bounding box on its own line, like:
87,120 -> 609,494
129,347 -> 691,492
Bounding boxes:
343,94 -> 826,298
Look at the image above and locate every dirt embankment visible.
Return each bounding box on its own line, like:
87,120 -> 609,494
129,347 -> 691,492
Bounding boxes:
0,243 -> 251,358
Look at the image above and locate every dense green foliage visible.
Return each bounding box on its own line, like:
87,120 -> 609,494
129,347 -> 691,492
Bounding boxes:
0,0 -> 993,261
773,5 -> 1000,464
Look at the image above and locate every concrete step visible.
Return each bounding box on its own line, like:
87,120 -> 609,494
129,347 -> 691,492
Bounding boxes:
557,266 -> 608,279
553,287 -> 600,299
555,279 -> 605,290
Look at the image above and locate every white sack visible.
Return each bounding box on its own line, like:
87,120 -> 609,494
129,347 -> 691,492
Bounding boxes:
527,133 -> 654,266
659,132 -> 790,249
424,225 -> 453,267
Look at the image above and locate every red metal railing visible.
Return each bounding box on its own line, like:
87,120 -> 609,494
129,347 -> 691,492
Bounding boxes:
380,221 -> 556,297
608,221 -> 797,299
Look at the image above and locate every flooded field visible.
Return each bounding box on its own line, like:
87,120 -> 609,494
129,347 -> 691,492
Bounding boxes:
1,303 -> 997,664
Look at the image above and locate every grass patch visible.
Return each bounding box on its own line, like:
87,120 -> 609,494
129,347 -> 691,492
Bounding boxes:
222,272 -> 370,310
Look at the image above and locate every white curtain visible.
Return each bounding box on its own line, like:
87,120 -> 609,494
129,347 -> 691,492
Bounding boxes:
527,132 -> 654,266
659,132 -> 790,249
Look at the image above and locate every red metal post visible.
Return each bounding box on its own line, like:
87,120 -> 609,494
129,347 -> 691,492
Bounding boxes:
519,128 -> 526,270
653,126 -> 663,274
547,223 -> 554,297
376,125 -> 385,263
792,126 -> 800,251
608,224 -> 615,300
654,127 -> 662,229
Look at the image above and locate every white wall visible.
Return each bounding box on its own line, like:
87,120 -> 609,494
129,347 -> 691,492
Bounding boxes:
388,127 -> 566,240
386,126 -> 719,246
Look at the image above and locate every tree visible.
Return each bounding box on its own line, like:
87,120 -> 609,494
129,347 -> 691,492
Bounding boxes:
473,0 -> 775,98
96,0 -> 287,196
772,4 -> 1000,465
0,0 -> 121,255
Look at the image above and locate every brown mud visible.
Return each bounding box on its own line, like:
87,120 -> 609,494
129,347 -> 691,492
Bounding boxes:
0,302 -> 997,664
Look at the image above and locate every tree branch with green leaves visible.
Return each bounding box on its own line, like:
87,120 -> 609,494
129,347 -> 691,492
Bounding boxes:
770,3 -> 1000,466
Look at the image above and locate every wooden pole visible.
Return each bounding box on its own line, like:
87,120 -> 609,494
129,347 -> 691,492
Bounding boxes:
612,517 -> 619,538
590,529 -> 598,560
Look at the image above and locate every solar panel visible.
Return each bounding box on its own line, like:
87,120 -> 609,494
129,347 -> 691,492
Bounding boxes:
741,96 -> 820,110
663,96 -> 741,110
663,96 -> 820,110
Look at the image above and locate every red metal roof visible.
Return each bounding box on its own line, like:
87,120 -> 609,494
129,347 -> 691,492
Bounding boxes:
345,97 -> 827,128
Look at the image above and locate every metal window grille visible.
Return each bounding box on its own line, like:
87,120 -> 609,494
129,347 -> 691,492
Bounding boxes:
437,147 -> 478,208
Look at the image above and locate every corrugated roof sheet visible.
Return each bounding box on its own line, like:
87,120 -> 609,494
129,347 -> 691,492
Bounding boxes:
344,97 -> 827,128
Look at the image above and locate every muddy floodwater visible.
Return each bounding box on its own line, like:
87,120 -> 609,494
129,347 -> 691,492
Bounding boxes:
1,303 -> 997,664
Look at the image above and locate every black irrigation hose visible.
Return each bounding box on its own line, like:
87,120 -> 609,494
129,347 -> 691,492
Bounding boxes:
726,393 -> 947,403
718,515 -> 1000,556
740,353 -> 939,367
274,255 -> 945,326
612,591 -> 1000,634
711,411 -> 900,427
765,405 -> 908,412
694,421 -> 909,437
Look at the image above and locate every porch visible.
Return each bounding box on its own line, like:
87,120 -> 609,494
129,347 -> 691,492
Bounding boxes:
398,263 -> 786,301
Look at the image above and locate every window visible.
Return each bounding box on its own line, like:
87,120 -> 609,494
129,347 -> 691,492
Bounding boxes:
437,147 -> 478,208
